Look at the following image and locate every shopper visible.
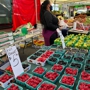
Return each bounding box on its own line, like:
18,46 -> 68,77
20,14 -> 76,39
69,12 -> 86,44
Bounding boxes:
40,0 -> 59,46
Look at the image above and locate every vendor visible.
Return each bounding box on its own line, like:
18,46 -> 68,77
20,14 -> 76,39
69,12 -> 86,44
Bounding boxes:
40,0 -> 59,46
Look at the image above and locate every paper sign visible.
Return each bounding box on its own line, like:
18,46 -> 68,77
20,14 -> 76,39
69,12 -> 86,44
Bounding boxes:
56,28 -> 66,49
5,46 -> 24,78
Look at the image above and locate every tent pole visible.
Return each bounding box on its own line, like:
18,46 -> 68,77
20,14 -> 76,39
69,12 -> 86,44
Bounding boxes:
35,0 -> 38,24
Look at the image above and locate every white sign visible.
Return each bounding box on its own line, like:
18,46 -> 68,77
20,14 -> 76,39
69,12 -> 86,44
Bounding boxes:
5,46 -> 24,78
56,28 -> 66,49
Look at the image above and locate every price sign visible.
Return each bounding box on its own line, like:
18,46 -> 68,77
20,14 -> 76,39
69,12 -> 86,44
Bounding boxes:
5,46 -> 24,78
56,28 -> 66,49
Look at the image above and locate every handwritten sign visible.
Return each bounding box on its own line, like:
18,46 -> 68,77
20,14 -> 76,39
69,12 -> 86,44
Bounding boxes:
5,46 -> 24,78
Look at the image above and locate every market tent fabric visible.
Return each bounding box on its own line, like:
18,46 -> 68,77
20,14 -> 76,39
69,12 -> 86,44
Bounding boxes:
12,0 -> 40,31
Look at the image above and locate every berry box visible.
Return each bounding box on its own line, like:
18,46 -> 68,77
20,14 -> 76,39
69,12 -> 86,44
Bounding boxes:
0,73 -> 14,88
64,67 -> 78,77
76,80 -> 90,90
58,85 -> 72,90
55,49 -> 66,55
85,58 -> 90,66
5,66 -> 13,75
27,55 -> 38,64
15,73 -> 32,86
42,46 -> 51,50
61,54 -> 72,63
26,76 -> 43,90
43,71 -> 60,83
69,61 -> 82,72
73,56 -> 84,64
84,65 -> 90,73
80,71 -> 90,82
22,63 -> 31,73
47,57 -> 59,66
74,52 -> 85,58
57,60 -> 68,68
52,53 -> 61,58
37,81 -> 57,90
33,52 -> 42,57
59,74 -> 76,89
37,49 -> 46,53
51,64 -> 64,74
4,83 -> 23,90
32,66 -> 47,78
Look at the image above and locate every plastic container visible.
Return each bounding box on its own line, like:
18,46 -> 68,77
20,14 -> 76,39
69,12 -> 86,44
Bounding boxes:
69,61 -> 82,72
61,54 -> 72,63
51,64 -> 65,74
47,57 -> 59,66
59,74 -> 76,89
80,71 -> 90,82
84,65 -> 90,73
85,58 -> 90,66
37,49 -> 46,53
27,55 -> 38,64
4,83 -> 23,90
55,49 -> 66,55
32,66 -> 47,78
64,67 -> 78,77
58,85 -> 72,90
74,52 -> 85,58
37,81 -> 57,90
72,56 -> 84,64
25,76 -> 43,90
76,80 -> 90,90
15,73 -> 32,86
57,60 -> 68,68
42,46 -> 51,50
52,53 -> 61,58
43,71 -> 60,83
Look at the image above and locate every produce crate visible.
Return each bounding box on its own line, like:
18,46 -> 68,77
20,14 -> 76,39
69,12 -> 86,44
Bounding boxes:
57,60 -> 68,68
37,81 -> 57,90
43,71 -> 60,83
76,80 -> 90,90
74,52 -> 85,58
85,58 -> 90,66
32,66 -> 47,78
42,46 -> 51,50
15,73 -> 32,86
52,53 -> 61,58
58,85 -> 72,90
4,83 -> 23,90
25,76 -> 43,90
64,67 -> 78,77
0,73 -> 14,88
69,61 -> 82,72
59,74 -> 76,89
80,71 -> 90,82
61,54 -> 72,63
55,49 -> 66,55
47,57 -> 59,66
51,64 -> 65,74
72,56 -> 84,64
84,65 -> 90,73
27,55 -> 38,64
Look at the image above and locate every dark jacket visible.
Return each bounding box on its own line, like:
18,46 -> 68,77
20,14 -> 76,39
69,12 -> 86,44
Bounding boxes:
43,10 -> 59,31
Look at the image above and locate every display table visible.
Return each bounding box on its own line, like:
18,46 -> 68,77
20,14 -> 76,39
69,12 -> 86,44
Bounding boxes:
69,28 -> 89,34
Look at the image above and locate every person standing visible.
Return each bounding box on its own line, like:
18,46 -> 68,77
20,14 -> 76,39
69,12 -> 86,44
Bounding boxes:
40,0 -> 59,46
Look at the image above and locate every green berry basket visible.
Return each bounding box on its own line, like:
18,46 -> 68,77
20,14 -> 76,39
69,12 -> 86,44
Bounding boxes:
59,74 -> 76,89
4,83 -> 23,90
25,76 -> 43,90
47,57 -> 59,66
64,67 -> 78,77
57,60 -> 68,68
43,70 -> 60,84
32,66 -> 47,78
37,81 -> 57,90
51,64 -> 65,74
69,61 -> 83,72
15,72 -> 32,86
55,49 -> 66,55
76,80 -> 90,90
58,85 -> 72,90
